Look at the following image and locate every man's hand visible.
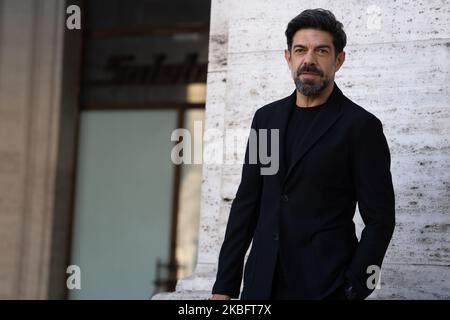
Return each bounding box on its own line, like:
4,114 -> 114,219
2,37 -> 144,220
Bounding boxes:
211,294 -> 231,300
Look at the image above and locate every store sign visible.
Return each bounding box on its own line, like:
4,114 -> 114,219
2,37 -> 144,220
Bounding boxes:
104,53 -> 207,85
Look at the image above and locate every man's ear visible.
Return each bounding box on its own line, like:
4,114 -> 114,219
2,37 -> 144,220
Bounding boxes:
284,49 -> 291,66
335,51 -> 345,72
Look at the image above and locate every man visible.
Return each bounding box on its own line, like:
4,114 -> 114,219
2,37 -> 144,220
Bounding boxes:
211,9 -> 395,300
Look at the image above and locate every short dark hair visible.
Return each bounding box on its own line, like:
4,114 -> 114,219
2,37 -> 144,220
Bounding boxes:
285,9 -> 347,55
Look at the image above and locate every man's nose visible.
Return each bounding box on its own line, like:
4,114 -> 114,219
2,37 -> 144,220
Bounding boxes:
303,49 -> 317,65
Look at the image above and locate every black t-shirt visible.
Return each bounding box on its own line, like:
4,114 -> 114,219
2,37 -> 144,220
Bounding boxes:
284,102 -> 326,169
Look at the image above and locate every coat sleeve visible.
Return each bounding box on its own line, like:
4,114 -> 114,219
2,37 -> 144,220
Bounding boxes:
346,114 -> 396,299
212,110 -> 263,298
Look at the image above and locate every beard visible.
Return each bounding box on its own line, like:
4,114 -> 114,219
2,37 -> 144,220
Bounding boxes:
293,64 -> 330,96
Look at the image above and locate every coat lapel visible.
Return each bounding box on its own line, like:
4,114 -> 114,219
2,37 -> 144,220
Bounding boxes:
279,83 -> 345,187
272,90 -> 296,187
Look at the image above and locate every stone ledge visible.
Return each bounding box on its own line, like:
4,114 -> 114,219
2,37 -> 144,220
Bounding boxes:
151,291 -> 212,300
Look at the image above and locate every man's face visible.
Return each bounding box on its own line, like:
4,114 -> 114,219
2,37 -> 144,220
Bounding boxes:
284,28 -> 345,96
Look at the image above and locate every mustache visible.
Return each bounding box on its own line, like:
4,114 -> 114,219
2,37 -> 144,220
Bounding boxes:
296,65 -> 324,77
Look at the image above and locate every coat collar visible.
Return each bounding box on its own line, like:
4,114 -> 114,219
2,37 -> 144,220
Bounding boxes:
273,82 -> 345,188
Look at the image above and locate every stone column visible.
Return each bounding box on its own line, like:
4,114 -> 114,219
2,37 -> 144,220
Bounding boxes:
154,0 -> 450,300
0,0 -> 66,299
